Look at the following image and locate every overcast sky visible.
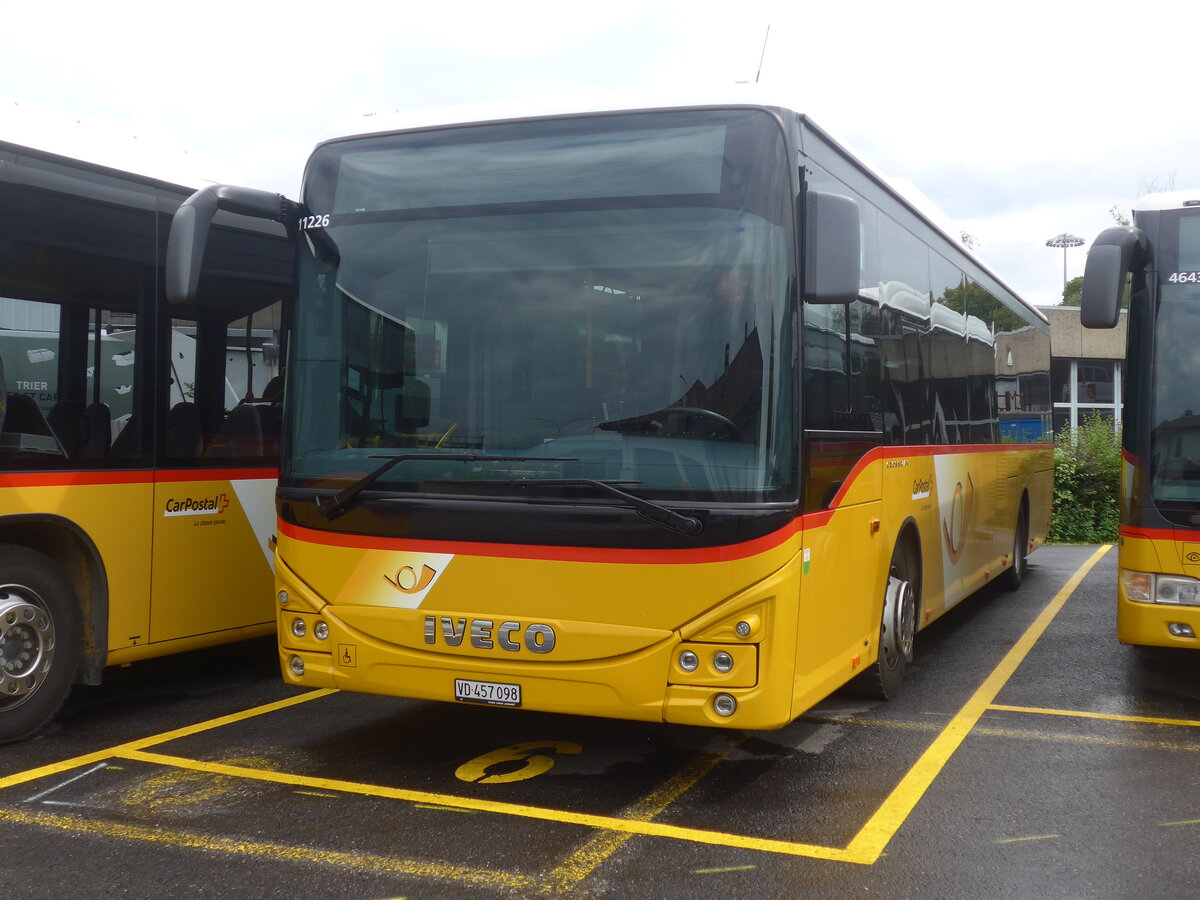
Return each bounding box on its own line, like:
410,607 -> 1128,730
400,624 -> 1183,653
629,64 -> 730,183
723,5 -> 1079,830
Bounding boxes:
2,0 -> 1197,307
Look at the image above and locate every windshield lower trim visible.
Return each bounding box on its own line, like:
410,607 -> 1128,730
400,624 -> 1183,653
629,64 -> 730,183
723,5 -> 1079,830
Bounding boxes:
279,491 -> 797,553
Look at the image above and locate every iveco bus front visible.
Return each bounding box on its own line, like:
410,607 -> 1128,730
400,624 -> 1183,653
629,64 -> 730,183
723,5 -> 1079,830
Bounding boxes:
167,96 -> 1051,728
1082,190 -> 1200,648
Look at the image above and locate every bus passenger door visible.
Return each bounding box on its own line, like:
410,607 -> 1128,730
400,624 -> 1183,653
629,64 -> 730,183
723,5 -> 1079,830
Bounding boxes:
797,298 -> 885,691
148,312 -> 281,643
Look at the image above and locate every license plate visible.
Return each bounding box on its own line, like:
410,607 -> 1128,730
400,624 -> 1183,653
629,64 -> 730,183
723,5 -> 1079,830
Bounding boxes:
454,678 -> 522,707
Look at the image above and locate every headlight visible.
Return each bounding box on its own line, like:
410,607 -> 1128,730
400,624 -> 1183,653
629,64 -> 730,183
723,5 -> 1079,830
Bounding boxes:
1155,576 -> 1200,605
1122,570 -> 1200,606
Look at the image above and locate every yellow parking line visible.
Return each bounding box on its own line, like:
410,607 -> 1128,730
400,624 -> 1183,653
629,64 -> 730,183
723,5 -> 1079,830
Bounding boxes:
0,689 -> 334,792
975,725 -> 1200,752
0,546 -> 1114,879
541,733 -> 742,895
117,748 -> 858,861
799,715 -> 1200,751
844,544 -> 1112,864
995,834 -> 1061,844
0,804 -> 533,891
989,704 -> 1200,729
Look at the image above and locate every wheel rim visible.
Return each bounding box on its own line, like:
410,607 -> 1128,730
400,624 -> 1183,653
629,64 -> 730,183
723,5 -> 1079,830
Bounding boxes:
881,572 -> 916,668
1014,520 -> 1027,577
0,585 -> 56,711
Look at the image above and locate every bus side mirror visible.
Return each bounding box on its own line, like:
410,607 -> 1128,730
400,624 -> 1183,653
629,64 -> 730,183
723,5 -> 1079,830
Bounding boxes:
166,185 -> 297,304
1080,226 -> 1144,329
802,190 -> 861,304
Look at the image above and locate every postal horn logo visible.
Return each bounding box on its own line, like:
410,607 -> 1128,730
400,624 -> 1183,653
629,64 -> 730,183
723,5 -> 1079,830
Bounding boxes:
385,564 -> 438,594
941,473 -> 974,565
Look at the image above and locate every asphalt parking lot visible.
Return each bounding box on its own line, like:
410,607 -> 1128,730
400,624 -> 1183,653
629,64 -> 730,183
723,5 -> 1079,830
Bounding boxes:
2,543 -> 1198,899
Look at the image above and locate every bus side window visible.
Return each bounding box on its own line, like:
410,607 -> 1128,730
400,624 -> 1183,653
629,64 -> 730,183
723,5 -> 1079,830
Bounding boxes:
847,298 -> 882,432
165,302 -> 283,465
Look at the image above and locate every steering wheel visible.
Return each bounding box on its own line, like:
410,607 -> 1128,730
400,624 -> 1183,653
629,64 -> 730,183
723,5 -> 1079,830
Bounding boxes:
655,407 -> 741,442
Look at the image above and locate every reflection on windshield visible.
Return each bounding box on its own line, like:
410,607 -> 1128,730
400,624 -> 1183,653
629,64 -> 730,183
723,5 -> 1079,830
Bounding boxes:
1151,285 -> 1200,509
286,110 -> 796,503
286,210 -> 792,501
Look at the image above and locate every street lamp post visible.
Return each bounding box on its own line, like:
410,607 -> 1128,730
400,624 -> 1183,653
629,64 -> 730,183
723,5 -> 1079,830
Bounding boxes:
1046,233 -> 1085,295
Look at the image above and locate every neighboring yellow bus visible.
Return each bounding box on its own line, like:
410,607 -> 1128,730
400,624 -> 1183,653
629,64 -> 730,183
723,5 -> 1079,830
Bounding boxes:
168,96 -> 1052,729
1082,190 -> 1200,649
0,141 -> 292,742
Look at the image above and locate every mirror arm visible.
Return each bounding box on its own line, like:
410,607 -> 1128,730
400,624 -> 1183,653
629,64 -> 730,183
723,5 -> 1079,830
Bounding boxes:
166,185 -> 300,304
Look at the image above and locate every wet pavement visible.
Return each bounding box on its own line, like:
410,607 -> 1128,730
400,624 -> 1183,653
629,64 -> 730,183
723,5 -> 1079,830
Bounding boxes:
2,544 -> 1197,899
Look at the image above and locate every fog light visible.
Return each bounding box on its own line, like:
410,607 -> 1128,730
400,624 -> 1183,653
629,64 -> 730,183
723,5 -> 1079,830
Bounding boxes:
278,590 -> 289,606
291,618 -> 307,639
713,693 -> 737,717
735,620 -> 752,638
314,621 -> 329,641
713,651 -> 734,673
679,650 -> 699,672
289,655 -> 305,677
1168,623 -> 1196,638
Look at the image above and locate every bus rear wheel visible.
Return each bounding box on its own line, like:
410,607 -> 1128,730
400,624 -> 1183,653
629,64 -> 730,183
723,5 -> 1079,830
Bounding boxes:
853,540 -> 918,700
998,507 -> 1029,591
0,547 -> 82,743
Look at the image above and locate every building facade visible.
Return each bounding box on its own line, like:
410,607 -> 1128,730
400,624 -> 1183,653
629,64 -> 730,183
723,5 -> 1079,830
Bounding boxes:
1042,305 -> 1126,434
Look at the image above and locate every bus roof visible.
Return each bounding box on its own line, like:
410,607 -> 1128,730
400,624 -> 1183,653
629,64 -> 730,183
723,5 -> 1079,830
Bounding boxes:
318,86 -> 1044,325
1134,190 -> 1200,212
321,85 -> 796,144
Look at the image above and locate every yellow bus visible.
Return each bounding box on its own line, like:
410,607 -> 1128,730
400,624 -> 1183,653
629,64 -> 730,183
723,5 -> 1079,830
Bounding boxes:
0,141 -> 292,742
1082,190 -> 1200,648
168,96 -> 1052,728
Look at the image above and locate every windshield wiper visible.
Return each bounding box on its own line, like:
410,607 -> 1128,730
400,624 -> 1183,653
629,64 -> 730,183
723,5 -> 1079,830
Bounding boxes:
314,453 -> 579,520
549,479 -> 704,536
428,477 -> 704,536
316,456 -> 704,536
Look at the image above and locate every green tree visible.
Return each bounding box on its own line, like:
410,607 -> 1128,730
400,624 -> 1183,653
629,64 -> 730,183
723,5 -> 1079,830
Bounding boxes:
1062,275 -> 1083,305
1048,413 -> 1121,543
1079,208 -> 1132,307
939,279 -> 1027,333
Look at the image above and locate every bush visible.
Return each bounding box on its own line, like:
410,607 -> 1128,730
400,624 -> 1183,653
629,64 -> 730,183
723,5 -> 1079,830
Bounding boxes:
1047,413 -> 1121,544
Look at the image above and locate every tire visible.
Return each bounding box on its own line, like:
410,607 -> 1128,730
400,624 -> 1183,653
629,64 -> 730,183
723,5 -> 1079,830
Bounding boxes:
0,546 -> 82,743
998,507 -> 1029,592
851,539 -> 919,701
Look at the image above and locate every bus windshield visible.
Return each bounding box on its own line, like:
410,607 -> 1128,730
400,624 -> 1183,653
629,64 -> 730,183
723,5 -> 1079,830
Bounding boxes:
285,109 -> 796,502
1150,211 -> 1200,518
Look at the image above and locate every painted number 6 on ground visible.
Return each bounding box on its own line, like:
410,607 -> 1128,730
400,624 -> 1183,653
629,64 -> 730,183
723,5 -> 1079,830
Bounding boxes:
454,741 -> 582,784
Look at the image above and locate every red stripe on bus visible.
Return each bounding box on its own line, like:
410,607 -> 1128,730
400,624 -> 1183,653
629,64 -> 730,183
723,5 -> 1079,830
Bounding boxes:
279,517 -> 819,565
881,442 -> 1054,457
1121,526 -> 1200,542
0,470 -> 152,488
0,467 -> 276,489
156,468 -> 278,482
